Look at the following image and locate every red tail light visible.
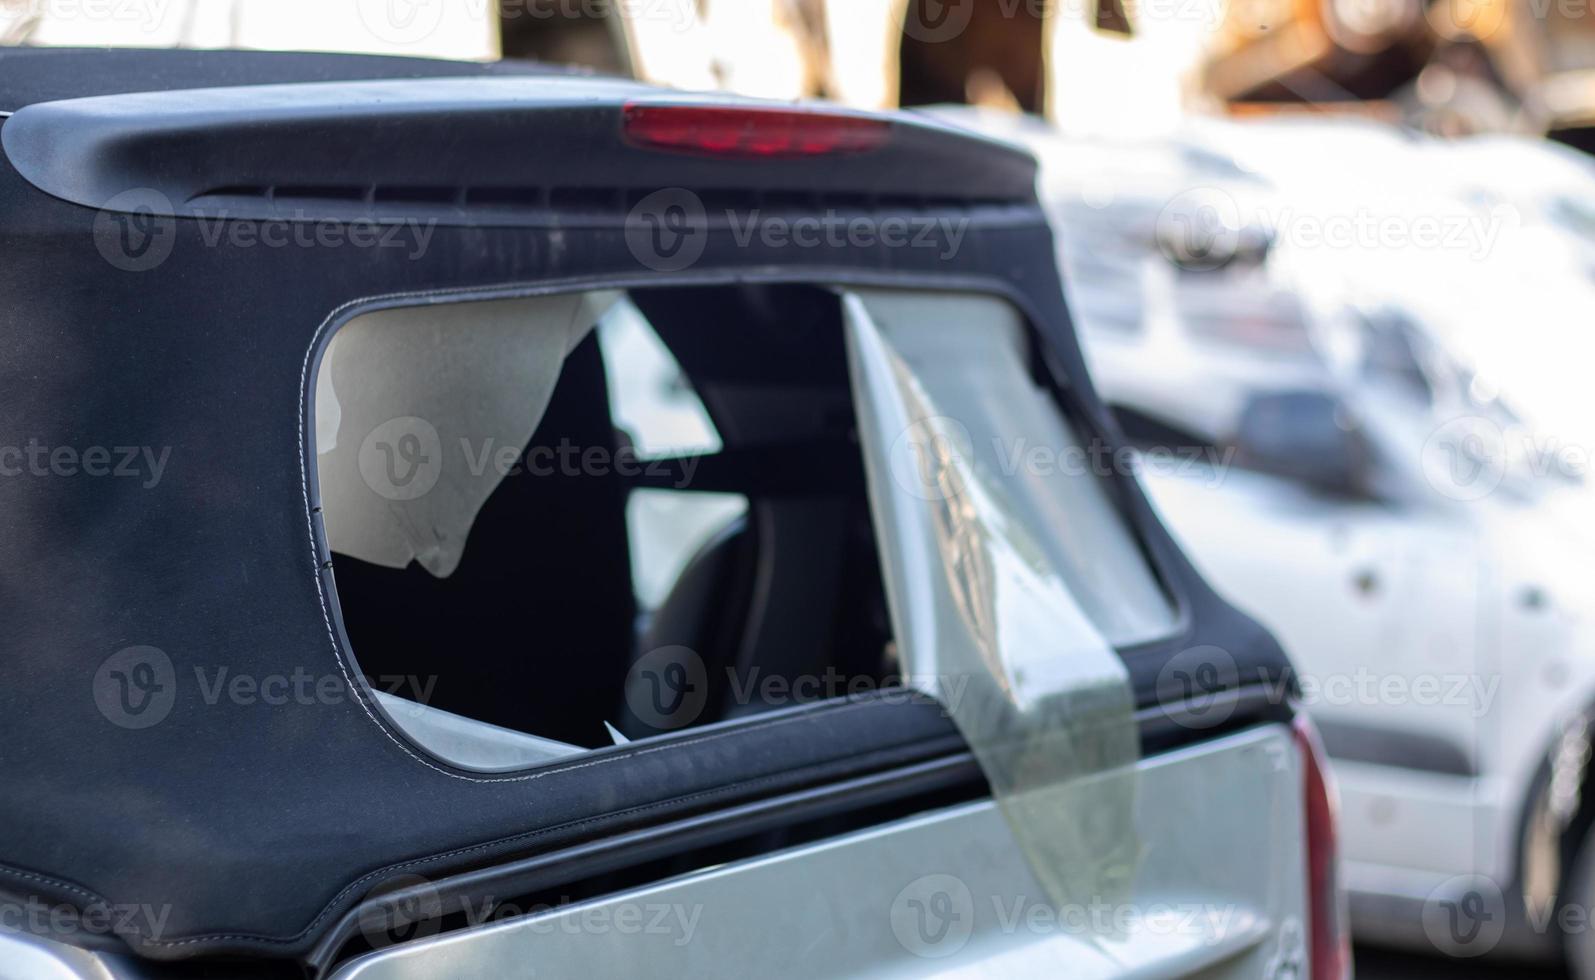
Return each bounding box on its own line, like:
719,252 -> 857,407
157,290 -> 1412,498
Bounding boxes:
1295,714 -> 1351,980
622,104 -> 890,159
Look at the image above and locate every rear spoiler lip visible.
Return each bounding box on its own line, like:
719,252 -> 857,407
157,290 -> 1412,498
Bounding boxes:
1,76 -> 1038,225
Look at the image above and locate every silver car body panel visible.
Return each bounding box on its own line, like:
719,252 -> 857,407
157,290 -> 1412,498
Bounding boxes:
321,724 -> 1305,980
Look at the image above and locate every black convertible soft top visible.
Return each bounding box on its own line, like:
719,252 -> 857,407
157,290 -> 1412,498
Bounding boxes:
0,47 -> 1291,972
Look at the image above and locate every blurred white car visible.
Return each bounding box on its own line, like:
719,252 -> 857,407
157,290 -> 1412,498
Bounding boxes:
941,106 -> 1595,972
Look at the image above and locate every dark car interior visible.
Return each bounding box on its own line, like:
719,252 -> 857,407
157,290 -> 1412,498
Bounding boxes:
330,284 -> 896,750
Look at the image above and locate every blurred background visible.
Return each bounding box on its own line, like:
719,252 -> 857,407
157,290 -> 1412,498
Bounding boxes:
9,0 -> 1592,141
9,2 -> 1595,977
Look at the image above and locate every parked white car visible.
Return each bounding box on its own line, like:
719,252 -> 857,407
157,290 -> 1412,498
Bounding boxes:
947,106 -> 1595,972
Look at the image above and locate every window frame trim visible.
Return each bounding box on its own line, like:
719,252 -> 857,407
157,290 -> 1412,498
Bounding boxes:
302,266 -> 1195,781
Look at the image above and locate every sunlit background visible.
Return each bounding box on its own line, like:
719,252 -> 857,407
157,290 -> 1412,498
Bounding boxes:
9,0 -> 1590,136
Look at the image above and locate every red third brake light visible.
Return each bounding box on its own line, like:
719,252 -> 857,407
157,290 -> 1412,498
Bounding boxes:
622,104 -> 891,159
1294,713 -> 1351,980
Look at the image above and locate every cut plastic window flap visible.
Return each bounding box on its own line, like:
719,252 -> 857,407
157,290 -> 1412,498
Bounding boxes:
842,289 -> 1142,938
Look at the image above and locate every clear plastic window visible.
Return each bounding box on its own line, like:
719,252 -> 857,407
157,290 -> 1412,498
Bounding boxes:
845,289 -> 1177,648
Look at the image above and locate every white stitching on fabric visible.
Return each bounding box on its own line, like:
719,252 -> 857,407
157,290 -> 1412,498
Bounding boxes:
0,868 -> 104,905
